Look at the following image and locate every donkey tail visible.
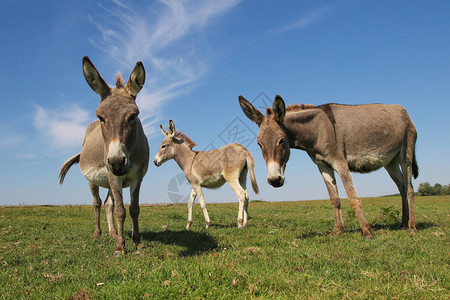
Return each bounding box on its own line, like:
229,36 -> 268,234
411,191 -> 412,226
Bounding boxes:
412,151 -> 419,179
59,153 -> 80,185
246,155 -> 259,194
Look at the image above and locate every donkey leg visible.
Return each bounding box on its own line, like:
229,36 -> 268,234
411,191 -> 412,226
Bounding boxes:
239,170 -> 249,227
228,178 -> 247,229
401,161 -> 417,232
192,186 -> 210,229
89,182 -> 102,238
243,192 -> 250,227
385,157 -> 408,227
109,177 -> 126,255
186,189 -> 197,229
104,190 -> 117,238
317,164 -> 344,235
113,194 -> 126,255
130,179 -> 144,249
335,163 -> 373,239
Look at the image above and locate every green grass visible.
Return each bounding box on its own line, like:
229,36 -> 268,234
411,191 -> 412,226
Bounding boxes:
0,196 -> 448,299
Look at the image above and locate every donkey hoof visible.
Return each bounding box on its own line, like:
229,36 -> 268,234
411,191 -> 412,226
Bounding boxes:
109,230 -> 117,239
186,221 -> 193,230
331,227 -> 345,236
205,222 -> 211,229
364,235 -> 374,241
135,243 -> 145,250
94,230 -> 102,238
114,250 -> 126,258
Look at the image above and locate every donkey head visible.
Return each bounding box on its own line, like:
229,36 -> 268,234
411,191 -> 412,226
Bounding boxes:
82,56 -> 145,176
239,95 -> 290,187
153,120 -> 178,167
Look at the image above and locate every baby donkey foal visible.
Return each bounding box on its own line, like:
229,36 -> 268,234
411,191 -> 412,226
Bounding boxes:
154,120 -> 259,229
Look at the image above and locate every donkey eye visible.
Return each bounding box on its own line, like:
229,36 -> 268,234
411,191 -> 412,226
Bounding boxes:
278,138 -> 285,146
127,114 -> 137,123
97,115 -> 105,123
161,145 -> 167,149
257,142 -> 262,148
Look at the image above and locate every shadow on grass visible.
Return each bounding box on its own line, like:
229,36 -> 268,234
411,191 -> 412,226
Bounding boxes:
139,229 -> 219,256
296,221 -> 436,239
208,223 -> 236,229
370,220 -> 435,231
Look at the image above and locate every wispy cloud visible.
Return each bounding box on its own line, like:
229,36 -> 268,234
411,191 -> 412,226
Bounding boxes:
32,0 -> 241,149
270,6 -> 334,33
89,0 -> 242,138
33,104 -> 89,148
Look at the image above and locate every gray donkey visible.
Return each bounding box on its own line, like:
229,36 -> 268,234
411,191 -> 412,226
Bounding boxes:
59,57 -> 149,256
239,95 -> 418,239
154,120 -> 259,229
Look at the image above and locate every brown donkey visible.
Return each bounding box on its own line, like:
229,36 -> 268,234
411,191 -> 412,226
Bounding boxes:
153,120 -> 259,229
239,95 -> 418,239
59,57 -> 149,255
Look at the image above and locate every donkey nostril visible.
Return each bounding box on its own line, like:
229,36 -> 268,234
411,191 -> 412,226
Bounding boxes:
268,175 -> 284,187
108,156 -> 127,169
268,176 -> 280,182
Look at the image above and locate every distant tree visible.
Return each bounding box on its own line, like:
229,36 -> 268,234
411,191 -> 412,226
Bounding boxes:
418,182 -> 433,196
418,182 -> 450,196
441,184 -> 450,195
432,183 -> 442,196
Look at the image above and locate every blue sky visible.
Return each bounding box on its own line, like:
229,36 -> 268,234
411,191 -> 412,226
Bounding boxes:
1,0 -> 449,206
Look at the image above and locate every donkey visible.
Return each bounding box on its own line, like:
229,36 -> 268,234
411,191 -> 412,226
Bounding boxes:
239,95 -> 418,239
153,120 -> 259,229
59,56 -> 149,255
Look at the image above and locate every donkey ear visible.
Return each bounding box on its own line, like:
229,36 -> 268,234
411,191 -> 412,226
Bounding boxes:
238,95 -> 264,126
273,95 -> 286,123
82,56 -> 111,100
126,61 -> 146,98
168,120 -> 176,138
160,125 -> 168,137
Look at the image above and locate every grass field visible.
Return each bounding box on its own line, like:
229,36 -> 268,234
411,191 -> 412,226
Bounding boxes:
0,196 -> 448,299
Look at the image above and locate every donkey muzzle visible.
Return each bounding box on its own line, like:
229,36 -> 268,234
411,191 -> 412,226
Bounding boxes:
267,162 -> 285,187
153,159 -> 161,167
267,176 -> 285,187
107,141 -> 129,176
153,154 -> 163,167
108,156 -> 128,176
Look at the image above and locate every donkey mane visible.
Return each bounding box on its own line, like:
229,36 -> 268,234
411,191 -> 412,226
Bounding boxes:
174,131 -> 197,149
265,103 -> 318,116
287,103 -> 318,111
266,102 -> 336,127
115,73 -> 125,89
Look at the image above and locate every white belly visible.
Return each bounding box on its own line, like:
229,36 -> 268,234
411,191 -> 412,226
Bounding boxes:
347,153 -> 394,173
199,173 -> 226,189
83,166 -> 110,188
81,162 -> 139,189
82,163 -> 141,189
